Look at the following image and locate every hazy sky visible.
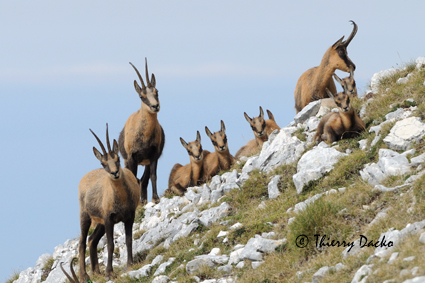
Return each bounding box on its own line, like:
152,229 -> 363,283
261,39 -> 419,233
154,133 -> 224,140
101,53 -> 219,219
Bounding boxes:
1,1 -> 424,281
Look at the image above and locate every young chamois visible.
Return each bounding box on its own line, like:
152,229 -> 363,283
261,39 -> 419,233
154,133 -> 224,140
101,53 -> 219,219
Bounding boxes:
320,69 -> 358,109
203,120 -> 235,179
235,107 -> 280,160
166,131 -> 206,195
119,58 -> 165,204
67,124 -> 140,283
314,78 -> 365,143
294,21 -> 358,113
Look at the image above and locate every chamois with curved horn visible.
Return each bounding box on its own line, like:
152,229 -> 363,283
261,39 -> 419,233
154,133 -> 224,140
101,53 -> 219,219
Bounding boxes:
119,58 -> 165,204
314,77 -> 365,143
294,21 -> 358,113
166,131 -> 207,195
77,124 -> 140,282
235,106 -> 280,159
60,258 -> 79,283
203,120 -> 235,179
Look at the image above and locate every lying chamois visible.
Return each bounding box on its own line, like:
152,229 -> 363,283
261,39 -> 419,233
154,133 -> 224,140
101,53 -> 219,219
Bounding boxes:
119,58 -> 165,204
314,80 -> 365,143
204,120 -> 235,178
294,21 -> 358,113
72,124 -> 140,282
235,107 -> 280,159
166,131 -> 206,195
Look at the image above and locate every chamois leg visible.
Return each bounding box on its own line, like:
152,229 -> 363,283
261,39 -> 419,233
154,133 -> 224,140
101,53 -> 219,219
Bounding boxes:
88,224 -> 105,274
140,165 -> 150,204
104,220 -> 115,280
78,212 -> 91,282
124,216 -> 135,269
324,124 -> 338,143
149,153 -> 160,203
126,157 -> 138,180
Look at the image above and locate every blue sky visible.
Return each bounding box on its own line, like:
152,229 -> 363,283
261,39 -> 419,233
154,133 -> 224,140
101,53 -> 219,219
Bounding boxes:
1,1 -> 425,281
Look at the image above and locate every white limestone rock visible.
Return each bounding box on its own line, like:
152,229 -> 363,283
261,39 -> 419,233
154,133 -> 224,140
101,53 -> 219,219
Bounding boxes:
255,130 -> 306,172
293,144 -> 346,194
268,175 -> 281,199
294,100 -> 322,124
360,149 -> 411,185
351,264 -> 373,283
384,117 -> 425,150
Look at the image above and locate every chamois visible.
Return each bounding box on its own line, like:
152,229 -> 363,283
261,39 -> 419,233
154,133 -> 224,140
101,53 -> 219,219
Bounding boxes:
314,78 -> 365,143
166,131 -> 206,195
119,58 -> 165,204
235,107 -> 280,159
75,124 -> 140,282
294,21 -> 358,113
319,69 -> 358,109
203,120 -> 235,178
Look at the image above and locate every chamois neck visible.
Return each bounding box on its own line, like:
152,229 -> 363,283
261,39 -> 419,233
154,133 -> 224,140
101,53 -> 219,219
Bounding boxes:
315,52 -> 337,90
190,160 -> 203,184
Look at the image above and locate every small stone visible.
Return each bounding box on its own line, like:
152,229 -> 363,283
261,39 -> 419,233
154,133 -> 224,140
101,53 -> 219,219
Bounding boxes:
388,252 -> 399,264
236,261 -> 244,269
258,201 -> 266,210
252,261 -> 264,269
209,248 -> 221,256
403,256 -> 416,262
288,217 -> 295,225
217,231 -> 229,238
419,232 -> 425,244
229,223 -> 243,230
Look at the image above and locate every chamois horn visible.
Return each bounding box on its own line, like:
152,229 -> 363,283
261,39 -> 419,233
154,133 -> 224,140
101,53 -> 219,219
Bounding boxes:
145,57 -> 152,87
342,20 -> 358,47
129,62 -> 146,89
60,258 -> 79,283
90,127 -> 107,157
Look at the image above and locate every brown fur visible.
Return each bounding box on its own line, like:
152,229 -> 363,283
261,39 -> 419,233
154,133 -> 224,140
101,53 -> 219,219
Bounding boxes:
166,131 -> 206,195
294,21 -> 358,113
314,78 -> 365,143
118,59 -> 165,204
203,120 -> 235,179
75,125 -> 140,282
235,107 -> 280,160
318,70 -> 358,110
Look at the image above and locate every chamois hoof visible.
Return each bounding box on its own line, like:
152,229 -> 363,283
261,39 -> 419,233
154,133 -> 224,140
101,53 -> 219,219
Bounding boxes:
152,197 -> 160,204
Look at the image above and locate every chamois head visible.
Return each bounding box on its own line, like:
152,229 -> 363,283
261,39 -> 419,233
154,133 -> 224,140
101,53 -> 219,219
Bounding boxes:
129,58 -> 160,114
326,84 -> 351,113
328,20 -> 358,73
244,106 -> 266,138
90,124 -> 121,180
180,131 -> 204,163
205,120 -> 228,152
334,69 -> 357,97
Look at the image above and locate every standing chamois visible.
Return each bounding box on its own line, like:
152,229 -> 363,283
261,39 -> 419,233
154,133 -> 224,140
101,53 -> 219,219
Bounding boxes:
203,120 -> 235,179
294,21 -> 358,113
235,106 -> 280,160
314,76 -> 365,143
65,125 -> 140,283
119,58 -> 165,204
166,131 -> 206,195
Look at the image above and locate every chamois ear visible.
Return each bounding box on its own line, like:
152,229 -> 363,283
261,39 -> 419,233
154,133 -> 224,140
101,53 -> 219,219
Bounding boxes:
349,67 -> 354,78
134,80 -> 145,96
244,112 -> 252,124
93,147 -> 103,162
342,81 -> 349,95
196,131 -> 201,144
259,106 -> 264,119
220,120 -> 226,133
151,74 -> 156,87
266,110 -> 275,121
205,126 -> 213,139
113,140 -> 119,156
325,88 -> 335,100
332,36 -> 345,49
333,73 -> 343,85
180,137 -> 188,150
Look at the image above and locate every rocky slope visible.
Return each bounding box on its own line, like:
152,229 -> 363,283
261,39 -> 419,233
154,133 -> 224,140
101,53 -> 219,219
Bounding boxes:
10,57 -> 425,283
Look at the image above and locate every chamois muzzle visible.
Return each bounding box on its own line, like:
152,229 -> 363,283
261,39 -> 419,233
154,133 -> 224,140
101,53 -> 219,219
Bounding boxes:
151,104 -> 160,112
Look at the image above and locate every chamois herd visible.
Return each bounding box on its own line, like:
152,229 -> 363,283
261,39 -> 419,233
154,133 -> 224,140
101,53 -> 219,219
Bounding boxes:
62,21 -> 366,282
